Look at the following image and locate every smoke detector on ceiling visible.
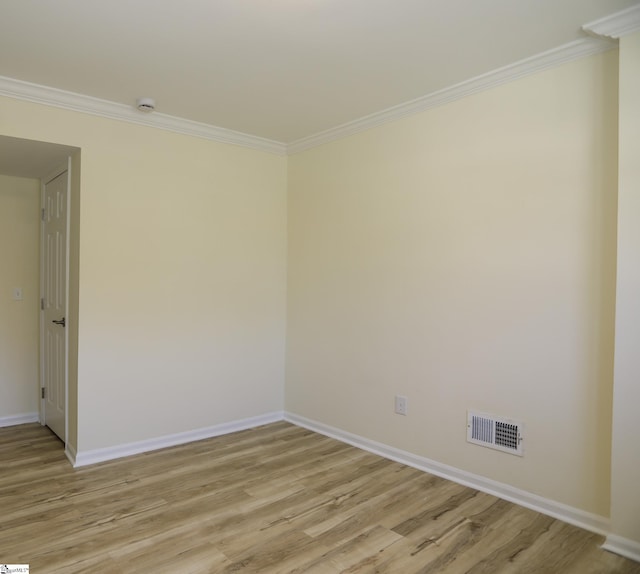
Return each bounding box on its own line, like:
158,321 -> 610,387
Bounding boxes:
136,97 -> 156,112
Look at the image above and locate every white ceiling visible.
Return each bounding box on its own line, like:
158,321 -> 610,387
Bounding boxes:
0,0 -> 638,146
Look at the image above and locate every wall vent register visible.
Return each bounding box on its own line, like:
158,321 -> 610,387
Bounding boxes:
467,411 -> 523,456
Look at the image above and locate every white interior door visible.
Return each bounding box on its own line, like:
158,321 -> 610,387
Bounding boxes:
42,169 -> 68,441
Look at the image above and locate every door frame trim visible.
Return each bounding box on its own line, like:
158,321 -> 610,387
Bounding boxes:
39,158 -> 72,446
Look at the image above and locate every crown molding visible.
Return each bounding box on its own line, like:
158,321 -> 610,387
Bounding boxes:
287,37 -> 614,155
582,4 -> 640,40
0,76 -> 287,156
0,33 -> 619,158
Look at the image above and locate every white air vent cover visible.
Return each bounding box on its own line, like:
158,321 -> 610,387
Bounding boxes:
467,411 -> 523,456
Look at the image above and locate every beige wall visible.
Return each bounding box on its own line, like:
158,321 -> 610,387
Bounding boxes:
0,98 -> 288,452
0,174 -> 40,420
286,51 -> 619,516
610,31 -> 640,547
67,150 -> 81,452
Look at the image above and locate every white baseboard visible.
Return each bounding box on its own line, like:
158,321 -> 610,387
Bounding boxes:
284,412 -> 610,537
0,412 -> 39,428
602,535 -> 640,563
65,442 -> 77,466
73,411 -> 284,467
63,409 -> 638,562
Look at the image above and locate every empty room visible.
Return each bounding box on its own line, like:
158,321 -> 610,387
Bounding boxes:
1,1 -> 639,572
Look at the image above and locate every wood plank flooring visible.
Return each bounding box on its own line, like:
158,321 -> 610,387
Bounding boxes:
1,422 -> 638,573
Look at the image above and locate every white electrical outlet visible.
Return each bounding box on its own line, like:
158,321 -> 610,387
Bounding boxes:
394,395 -> 408,416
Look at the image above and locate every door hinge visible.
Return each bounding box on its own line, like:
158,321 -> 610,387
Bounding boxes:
41,387 -> 45,399
41,298 -> 45,311
41,207 -> 45,221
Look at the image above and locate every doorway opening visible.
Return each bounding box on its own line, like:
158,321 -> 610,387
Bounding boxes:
0,135 -> 79,455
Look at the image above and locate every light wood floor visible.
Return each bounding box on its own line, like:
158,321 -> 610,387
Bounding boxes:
1,422 -> 638,573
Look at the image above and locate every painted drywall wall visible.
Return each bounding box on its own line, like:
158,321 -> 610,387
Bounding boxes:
0,97 -> 287,452
0,174 -> 40,420
67,150 -> 81,452
610,31 -> 640,548
286,51 -> 618,517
